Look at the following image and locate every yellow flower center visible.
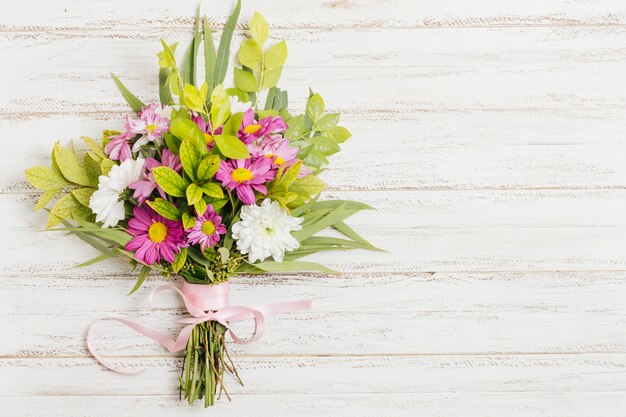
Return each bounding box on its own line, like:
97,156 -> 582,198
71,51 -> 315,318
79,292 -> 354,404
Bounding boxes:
243,124 -> 262,134
145,124 -> 159,133
201,220 -> 216,236
148,221 -> 168,243
231,168 -> 253,183
266,153 -> 285,165
203,132 -> 214,145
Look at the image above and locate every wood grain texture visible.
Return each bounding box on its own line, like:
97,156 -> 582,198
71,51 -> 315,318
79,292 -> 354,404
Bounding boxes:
1,0 -> 625,415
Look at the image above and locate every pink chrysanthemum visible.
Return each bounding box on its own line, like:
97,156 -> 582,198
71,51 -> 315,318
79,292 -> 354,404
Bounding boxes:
129,149 -> 182,203
192,115 -> 223,150
215,157 -> 275,205
104,130 -> 133,162
237,108 -> 287,144
125,205 -> 188,265
127,103 -> 170,151
258,135 -> 311,177
185,205 -> 227,251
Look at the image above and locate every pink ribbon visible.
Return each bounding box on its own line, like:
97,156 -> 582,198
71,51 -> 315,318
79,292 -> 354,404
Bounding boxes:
87,282 -> 312,374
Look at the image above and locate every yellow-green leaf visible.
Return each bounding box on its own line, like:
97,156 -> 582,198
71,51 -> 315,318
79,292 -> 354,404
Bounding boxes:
290,175 -> 326,199
48,194 -> 82,228
306,93 -> 324,123
234,67 -> 258,92
179,138 -> 203,180
264,40 -> 287,69
171,248 -> 188,273
210,85 -> 231,128
53,143 -> 93,187
34,190 -> 59,210
25,166 -> 67,191
183,83 -> 207,112
194,196 -> 207,216
238,39 -> 262,72
250,11 -> 269,46
146,198 -> 181,220
196,155 -> 220,181
153,166 -> 187,197
100,158 -> 115,176
186,183 -> 204,205
213,135 -> 250,159
200,182 -> 224,199
157,39 -> 178,68
71,188 -> 95,207
260,66 -> 283,90
182,212 -> 196,229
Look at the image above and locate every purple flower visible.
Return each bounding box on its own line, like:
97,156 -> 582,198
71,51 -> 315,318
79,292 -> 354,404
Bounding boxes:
215,157 -> 275,205
237,108 -> 287,144
127,103 -> 171,151
185,205 -> 227,251
258,135 -> 311,177
129,149 -> 182,203
125,205 -> 188,265
104,130 -> 133,162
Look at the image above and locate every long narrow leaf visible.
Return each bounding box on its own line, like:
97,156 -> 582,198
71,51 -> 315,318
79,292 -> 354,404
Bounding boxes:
129,265 -> 151,295
203,16 -> 217,93
159,68 -> 174,105
73,253 -> 112,268
111,73 -> 145,112
182,7 -> 202,85
292,205 -> 361,242
214,0 -> 241,85
301,236 -> 383,252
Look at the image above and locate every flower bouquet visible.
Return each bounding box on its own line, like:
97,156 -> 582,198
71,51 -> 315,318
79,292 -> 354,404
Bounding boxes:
24,1 -> 379,407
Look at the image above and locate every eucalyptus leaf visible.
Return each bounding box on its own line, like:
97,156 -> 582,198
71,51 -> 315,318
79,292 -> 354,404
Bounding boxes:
214,0 -> 241,85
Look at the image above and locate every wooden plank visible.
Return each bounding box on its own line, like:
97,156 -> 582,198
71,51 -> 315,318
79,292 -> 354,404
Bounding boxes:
5,190 -> 626,274
4,28 -> 626,113
3,112 -> 626,193
1,355 -> 625,396
2,271 -> 626,357
1,393 -> 625,417
0,392 -> 626,417
2,0 -> 626,31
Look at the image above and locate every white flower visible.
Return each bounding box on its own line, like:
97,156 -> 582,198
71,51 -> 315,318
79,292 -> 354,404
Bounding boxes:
232,199 -> 303,263
89,158 -> 145,228
229,96 -> 253,114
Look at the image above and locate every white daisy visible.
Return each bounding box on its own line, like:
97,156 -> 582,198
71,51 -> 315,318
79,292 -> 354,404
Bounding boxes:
232,199 -> 303,263
229,95 -> 253,114
89,158 -> 145,228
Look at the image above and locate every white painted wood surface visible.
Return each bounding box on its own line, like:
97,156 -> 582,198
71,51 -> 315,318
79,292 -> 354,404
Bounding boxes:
1,0 -> 625,415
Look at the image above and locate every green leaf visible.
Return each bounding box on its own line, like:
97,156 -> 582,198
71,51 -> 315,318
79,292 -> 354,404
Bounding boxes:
199,182 -> 224,198
214,135 -> 250,159
183,82 -> 208,113
246,260 -> 336,274
83,154 -> 101,185
170,118 -> 205,151
328,125 -> 352,143
34,190 -> 59,210
164,133 -> 181,155
157,39 -> 178,68
171,248 -> 188,273
48,194 -> 83,227
234,67 -> 258,92
194,196 -> 207,216
238,39 -> 262,72
314,113 -> 340,132
260,66 -> 283,90
147,198 -> 181,220
285,115 -> 306,140
306,93 -> 324,123
100,158 -> 115,176
179,138 -> 204,181
73,253 -> 112,268
308,135 -> 341,156
182,212 -> 196,229
250,11 -> 269,46
214,0 -> 241,85
209,84 -> 231,128
152,166 -> 187,197
196,154 -> 220,181
293,206 -> 362,242
71,188 -> 95,207
52,143 -> 94,187
264,40 -> 287,69
159,67 -> 174,105
203,16 -> 217,93
111,73 -> 145,113
25,166 -> 67,191
290,175 -> 326,200
222,111 -> 244,136
186,183 -> 204,205
129,265 -> 151,295
81,136 -> 106,159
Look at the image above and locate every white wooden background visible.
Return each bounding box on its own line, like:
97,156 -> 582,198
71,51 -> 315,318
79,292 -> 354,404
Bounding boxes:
1,0 -> 626,415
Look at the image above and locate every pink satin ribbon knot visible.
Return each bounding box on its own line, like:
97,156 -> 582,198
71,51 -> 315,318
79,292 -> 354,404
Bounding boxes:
87,282 -> 312,375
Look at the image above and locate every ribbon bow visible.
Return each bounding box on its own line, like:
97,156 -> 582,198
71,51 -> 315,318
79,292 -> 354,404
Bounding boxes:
87,282 -> 312,375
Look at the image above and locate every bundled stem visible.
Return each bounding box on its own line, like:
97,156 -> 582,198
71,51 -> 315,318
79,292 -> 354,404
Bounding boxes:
179,321 -> 241,407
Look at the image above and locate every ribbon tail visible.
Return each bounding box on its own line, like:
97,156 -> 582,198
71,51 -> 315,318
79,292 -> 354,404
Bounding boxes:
87,317 -> 195,374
